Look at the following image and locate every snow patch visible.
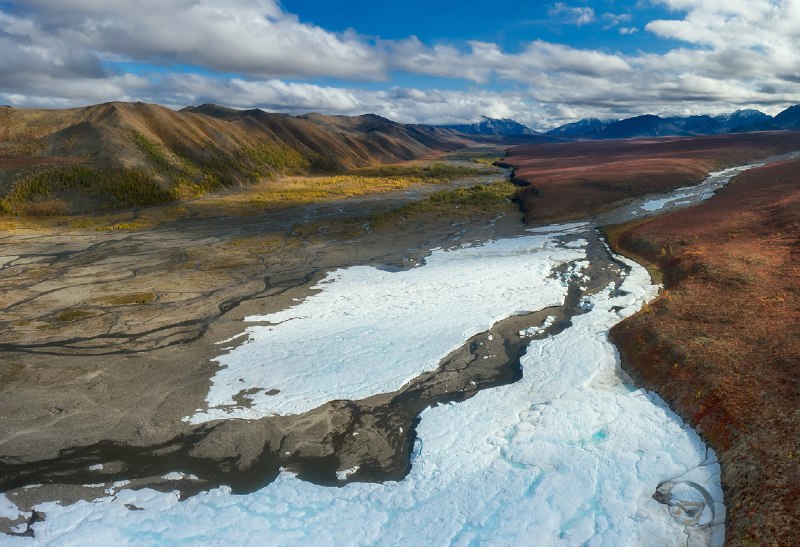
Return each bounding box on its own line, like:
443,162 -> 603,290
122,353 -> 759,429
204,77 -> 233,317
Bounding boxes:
215,331 -> 249,346
639,163 -> 763,214
0,493 -> 21,520
527,222 -> 589,234
162,472 -> 188,481
188,233 -> 585,421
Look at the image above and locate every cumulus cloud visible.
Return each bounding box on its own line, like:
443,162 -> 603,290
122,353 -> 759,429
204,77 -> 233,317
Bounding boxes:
391,39 -> 631,83
1,0 -> 800,127
5,0 -> 386,79
646,0 -> 791,50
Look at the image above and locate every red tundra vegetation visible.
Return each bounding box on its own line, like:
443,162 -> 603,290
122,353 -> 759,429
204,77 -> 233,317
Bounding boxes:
606,158 -> 800,545
507,131 -> 800,223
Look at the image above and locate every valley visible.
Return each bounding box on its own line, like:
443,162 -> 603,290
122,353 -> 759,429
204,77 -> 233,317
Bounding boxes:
0,103 -> 799,546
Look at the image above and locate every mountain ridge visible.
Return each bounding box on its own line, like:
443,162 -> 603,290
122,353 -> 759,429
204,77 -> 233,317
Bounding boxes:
543,104 -> 800,139
0,101 -> 467,215
442,116 -> 539,136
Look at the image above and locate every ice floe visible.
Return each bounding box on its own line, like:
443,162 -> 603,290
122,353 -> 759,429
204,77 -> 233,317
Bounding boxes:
335,466 -> 360,481
189,231 -> 586,421
520,315 -> 557,338
18,229 -> 724,546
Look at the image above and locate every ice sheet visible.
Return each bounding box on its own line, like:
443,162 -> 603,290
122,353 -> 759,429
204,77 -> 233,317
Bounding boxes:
24,233 -> 724,546
190,232 -> 585,421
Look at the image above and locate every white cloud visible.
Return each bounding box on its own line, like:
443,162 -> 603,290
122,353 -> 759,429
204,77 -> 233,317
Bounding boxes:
2,0 -> 800,127
5,0 -> 386,79
647,0 -> 788,48
391,39 -> 631,83
602,12 -> 633,29
604,12 -> 633,23
550,3 -> 596,25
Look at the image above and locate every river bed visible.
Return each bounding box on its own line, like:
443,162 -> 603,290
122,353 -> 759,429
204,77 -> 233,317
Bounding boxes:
5,155 -> 791,546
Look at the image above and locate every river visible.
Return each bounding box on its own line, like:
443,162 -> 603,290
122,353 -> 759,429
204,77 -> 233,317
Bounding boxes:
4,154 -> 795,546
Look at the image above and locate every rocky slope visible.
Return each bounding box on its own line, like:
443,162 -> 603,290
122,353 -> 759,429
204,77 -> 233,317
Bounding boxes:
606,158 -> 800,545
0,102 -> 466,215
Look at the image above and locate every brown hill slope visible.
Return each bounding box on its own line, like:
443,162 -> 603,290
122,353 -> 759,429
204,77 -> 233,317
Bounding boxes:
606,159 -> 800,545
0,102 -> 466,215
506,132 -> 800,223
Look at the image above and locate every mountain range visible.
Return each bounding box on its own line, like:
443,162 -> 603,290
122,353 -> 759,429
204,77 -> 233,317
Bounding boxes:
445,105 -> 800,139
547,108 -> 796,139
0,101 -> 465,214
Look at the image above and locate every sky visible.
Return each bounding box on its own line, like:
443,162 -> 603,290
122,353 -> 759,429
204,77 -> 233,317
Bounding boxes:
1,0 -> 799,129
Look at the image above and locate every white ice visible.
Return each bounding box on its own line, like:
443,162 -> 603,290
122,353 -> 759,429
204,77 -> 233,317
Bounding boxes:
639,163 -> 762,214
527,222 -> 589,234
0,494 -> 21,521
335,466 -> 360,481
520,315 -> 557,338
20,232 -> 724,547
189,229 -> 585,421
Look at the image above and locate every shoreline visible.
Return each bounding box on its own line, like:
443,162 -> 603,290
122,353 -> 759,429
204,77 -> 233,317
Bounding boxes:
604,157 -> 800,545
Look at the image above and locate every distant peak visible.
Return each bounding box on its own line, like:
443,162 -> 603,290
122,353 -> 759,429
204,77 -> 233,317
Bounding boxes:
443,116 -> 538,136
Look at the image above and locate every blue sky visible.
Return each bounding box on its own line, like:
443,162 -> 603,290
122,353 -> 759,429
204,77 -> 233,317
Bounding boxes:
281,0 -> 678,54
278,0 -> 685,92
1,0 -> 798,129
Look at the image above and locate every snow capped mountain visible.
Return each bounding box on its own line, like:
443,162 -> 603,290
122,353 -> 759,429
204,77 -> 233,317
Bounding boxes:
544,105 -> 798,139
545,118 -> 615,137
444,116 -> 539,136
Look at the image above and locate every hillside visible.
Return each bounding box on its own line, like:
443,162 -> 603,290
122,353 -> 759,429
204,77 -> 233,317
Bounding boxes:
606,158 -> 800,545
0,102 -> 466,215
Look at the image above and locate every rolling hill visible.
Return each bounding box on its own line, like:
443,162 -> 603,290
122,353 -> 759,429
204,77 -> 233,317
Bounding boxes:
0,102 -> 466,215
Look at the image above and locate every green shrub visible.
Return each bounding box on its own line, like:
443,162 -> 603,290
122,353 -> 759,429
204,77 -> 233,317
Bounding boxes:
2,166 -> 172,213
367,181 -> 519,226
353,162 -> 482,182
244,143 -> 310,173
131,130 -> 173,173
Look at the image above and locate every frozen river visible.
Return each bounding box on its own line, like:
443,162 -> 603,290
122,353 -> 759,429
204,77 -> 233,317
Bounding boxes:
7,157 -> 787,546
